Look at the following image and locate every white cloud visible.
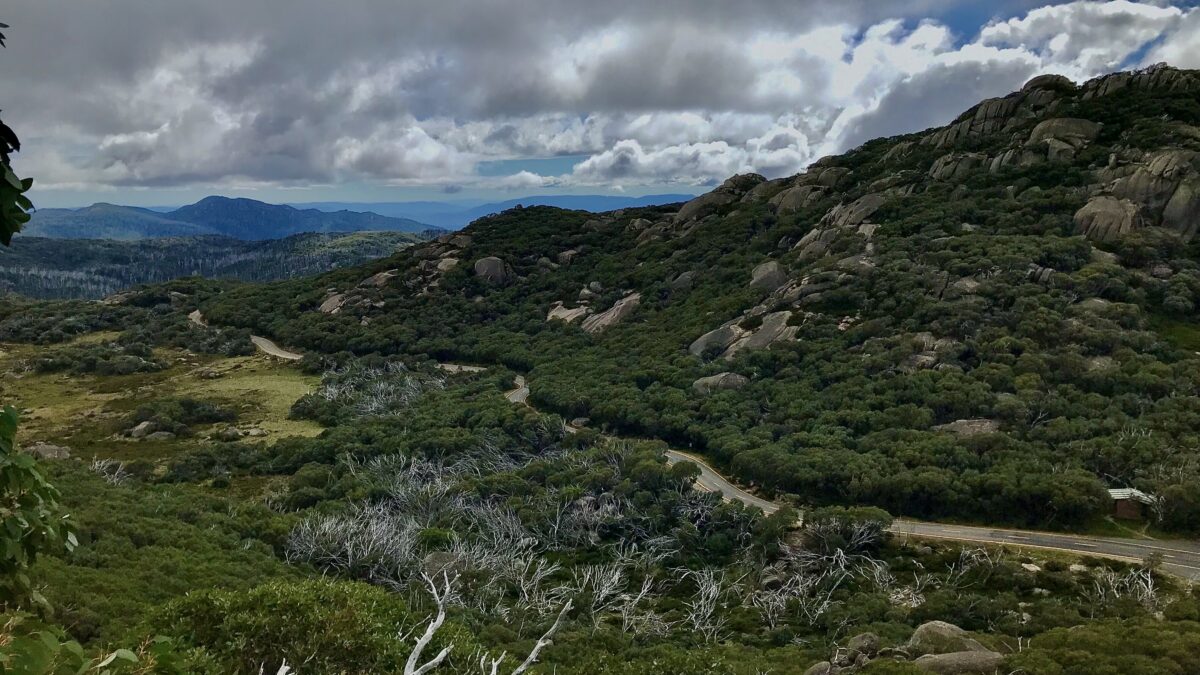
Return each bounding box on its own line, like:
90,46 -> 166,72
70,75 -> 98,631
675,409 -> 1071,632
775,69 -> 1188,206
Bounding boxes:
4,0 -> 1197,197
1145,8 -> 1200,67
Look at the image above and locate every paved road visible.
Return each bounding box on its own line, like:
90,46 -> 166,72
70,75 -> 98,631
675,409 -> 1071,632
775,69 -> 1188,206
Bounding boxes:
665,449 -> 780,514
436,363 -> 488,374
505,375 -> 530,404
664,449 -> 1200,579
892,521 -> 1200,580
249,335 -> 304,361
191,309 -> 304,361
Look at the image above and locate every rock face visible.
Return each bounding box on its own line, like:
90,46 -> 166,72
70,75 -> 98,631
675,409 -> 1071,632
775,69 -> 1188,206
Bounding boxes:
674,190 -> 738,223
547,301 -> 592,324
907,621 -> 990,655
1027,117 -> 1101,147
581,293 -> 641,334
824,194 -> 887,228
473,257 -> 509,284
319,293 -> 347,314
802,662 -> 836,675
1164,176 -> 1200,240
214,427 -> 243,442
913,651 -> 1004,674
1074,196 -> 1141,241
674,174 -> 766,223
847,632 -> 881,658
1082,64 -> 1200,101
770,185 -> 826,213
360,270 -> 398,287
794,228 -> 841,262
1023,74 -> 1075,92
693,372 -> 750,394
930,153 -> 986,181
750,261 -> 787,291
723,311 -> 798,359
1097,149 -> 1200,241
689,325 -> 747,358
670,271 -> 696,291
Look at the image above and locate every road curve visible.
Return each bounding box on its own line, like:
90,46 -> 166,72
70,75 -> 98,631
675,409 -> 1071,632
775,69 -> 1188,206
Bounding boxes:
504,377 -> 1200,580
191,309 -> 304,361
665,449 -> 780,514
249,335 -> 303,361
664,448 -> 1200,580
505,375 -> 530,404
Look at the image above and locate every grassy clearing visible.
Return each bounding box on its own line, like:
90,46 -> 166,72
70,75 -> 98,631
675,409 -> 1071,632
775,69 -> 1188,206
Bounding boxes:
177,355 -> 323,439
1149,314 -> 1200,353
0,343 -> 321,463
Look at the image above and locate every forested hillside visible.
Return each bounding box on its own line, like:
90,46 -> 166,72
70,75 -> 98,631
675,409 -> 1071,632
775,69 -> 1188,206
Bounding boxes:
196,65 -> 1200,534
0,231 -> 426,299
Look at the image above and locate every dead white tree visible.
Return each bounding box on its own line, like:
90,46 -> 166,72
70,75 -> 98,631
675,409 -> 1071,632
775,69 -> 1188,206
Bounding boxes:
572,562 -> 628,625
513,556 -> 565,616
286,502 -> 422,581
398,570 -> 574,675
404,573 -> 455,675
89,457 -> 132,486
475,599 -> 574,675
617,576 -> 656,633
941,546 -> 1002,590
1088,566 -> 1161,612
680,568 -> 735,643
749,585 -> 789,631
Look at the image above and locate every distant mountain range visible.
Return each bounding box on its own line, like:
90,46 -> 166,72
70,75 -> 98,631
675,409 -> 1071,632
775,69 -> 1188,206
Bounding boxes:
0,231 -> 425,300
25,196 -> 433,240
288,193 -> 696,229
26,193 -> 696,240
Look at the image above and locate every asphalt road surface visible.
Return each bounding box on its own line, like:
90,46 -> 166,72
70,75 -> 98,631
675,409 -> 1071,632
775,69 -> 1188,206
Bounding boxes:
505,375 -> 530,404
249,335 -> 303,361
665,449 -> 1200,580
190,309 -> 303,362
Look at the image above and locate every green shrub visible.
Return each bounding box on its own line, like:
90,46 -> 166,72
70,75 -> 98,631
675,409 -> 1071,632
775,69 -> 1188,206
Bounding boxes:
157,579 -> 478,675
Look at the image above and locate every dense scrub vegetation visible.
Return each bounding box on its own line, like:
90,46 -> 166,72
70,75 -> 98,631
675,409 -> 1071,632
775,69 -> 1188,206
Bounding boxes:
6,67 -> 1200,673
180,67 -> 1200,535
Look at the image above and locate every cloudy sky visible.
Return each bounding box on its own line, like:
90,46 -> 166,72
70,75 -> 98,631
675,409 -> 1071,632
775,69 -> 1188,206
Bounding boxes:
3,0 -> 1200,208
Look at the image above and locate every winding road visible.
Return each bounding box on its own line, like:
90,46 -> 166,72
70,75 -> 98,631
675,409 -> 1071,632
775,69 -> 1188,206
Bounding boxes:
188,310 -> 304,361
249,335 -> 303,361
504,378 -> 1200,580
185,313 -> 1200,580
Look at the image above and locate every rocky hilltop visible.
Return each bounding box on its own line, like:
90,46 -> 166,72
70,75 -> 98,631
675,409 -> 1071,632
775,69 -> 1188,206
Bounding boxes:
200,64 -> 1200,533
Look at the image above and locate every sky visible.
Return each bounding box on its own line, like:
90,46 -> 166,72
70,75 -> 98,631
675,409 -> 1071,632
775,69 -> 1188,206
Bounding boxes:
3,0 -> 1200,208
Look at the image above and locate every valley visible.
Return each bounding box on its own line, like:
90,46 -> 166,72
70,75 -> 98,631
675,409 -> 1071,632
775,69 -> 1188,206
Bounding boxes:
0,231 -> 428,299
